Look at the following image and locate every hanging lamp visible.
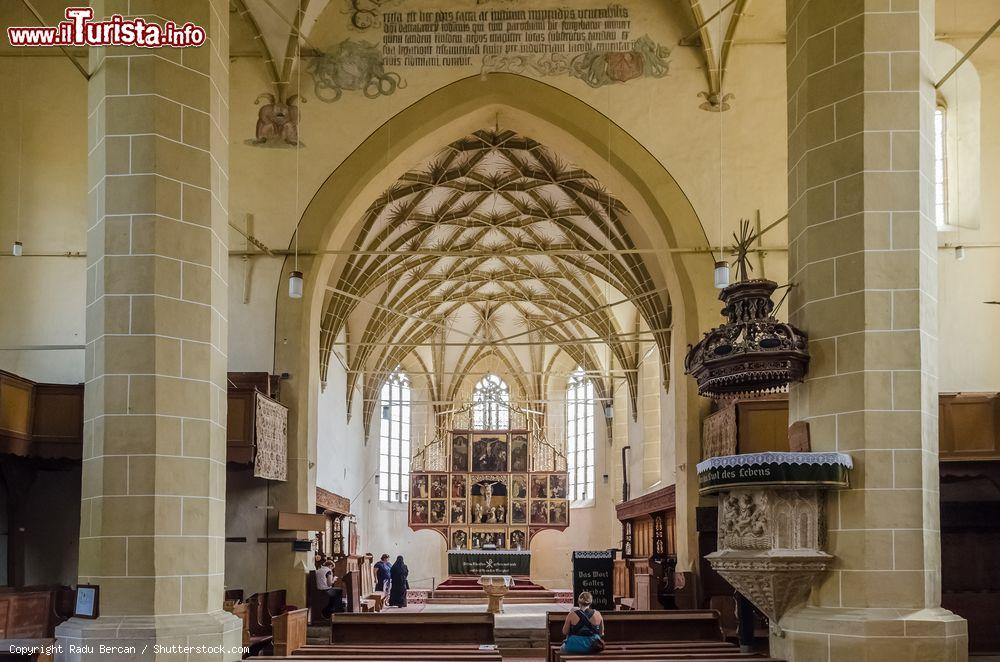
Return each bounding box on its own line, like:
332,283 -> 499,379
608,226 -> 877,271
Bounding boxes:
713,260 -> 729,289
685,220 -> 809,398
288,269 -> 303,298
288,38 -> 304,299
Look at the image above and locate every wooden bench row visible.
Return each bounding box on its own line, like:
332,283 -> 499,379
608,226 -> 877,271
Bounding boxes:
550,642 -> 782,662
249,612 -> 498,660
250,609 -> 781,662
545,611 -> 780,662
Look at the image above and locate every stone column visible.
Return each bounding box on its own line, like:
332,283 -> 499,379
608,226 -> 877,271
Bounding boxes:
55,1 -> 241,658
779,0 -> 967,660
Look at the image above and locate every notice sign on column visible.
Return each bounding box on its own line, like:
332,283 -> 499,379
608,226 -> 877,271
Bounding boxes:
571,550 -> 615,611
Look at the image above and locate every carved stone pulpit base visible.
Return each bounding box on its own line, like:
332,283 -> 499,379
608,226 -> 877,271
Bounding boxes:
706,549 -> 832,635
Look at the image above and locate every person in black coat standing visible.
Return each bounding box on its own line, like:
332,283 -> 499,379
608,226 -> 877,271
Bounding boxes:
388,555 -> 409,608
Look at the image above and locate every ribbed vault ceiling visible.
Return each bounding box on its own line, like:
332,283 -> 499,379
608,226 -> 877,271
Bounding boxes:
318,129 -> 673,435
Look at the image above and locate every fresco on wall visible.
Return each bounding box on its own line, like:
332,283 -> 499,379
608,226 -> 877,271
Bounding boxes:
309,39 -> 406,102
315,1 -> 670,101
245,93 -> 304,148
482,34 -> 669,87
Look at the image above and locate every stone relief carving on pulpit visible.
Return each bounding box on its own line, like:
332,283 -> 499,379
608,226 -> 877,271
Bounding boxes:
719,492 -> 770,550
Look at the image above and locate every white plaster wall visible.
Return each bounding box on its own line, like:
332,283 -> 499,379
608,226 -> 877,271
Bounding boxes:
937,38 -> 1000,392
0,57 -> 87,384
316,360 -> 368,512
358,423 -> 449,589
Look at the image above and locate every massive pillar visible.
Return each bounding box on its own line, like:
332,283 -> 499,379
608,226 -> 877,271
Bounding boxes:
780,0 -> 967,659
55,1 -> 240,658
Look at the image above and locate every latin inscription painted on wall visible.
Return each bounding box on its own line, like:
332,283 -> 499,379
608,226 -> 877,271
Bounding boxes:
312,1 -> 671,101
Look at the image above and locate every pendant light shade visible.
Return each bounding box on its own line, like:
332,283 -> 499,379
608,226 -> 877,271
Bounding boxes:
713,260 -> 730,289
12,241 -> 23,257
288,270 -> 303,299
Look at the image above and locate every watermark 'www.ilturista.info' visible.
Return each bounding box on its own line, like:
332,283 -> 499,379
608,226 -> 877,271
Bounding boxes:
7,7 -> 206,48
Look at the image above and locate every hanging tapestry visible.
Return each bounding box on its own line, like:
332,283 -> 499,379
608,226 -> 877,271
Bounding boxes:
254,392 -> 288,481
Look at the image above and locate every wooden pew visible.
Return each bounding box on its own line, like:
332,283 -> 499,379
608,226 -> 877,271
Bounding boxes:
0,588 -> 56,639
273,608 -> 308,656
245,613 -> 501,661
552,642 -> 781,662
245,590 -> 286,655
329,612 -> 495,645
546,610 -> 727,662
569,656 -> 783,662
269,656 -> 497,662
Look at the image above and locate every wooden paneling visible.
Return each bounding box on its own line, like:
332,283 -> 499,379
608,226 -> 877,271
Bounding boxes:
633,517 -> 653,559
227,387 -> 255,464
0,589 -> 54,639
736,399 -> 789,454
939,393 -> 1000,460
331,612 -> 495,645
616,484 -> 676,521
613,558 -> 632,599
317,487 -> 351,515
31,384 -> 84,459
698,393 -> 1000,461
272,608 -> 307,656
699,396 -> 791,461
228,372 -> 281,398
0,372 -> 35,455
0,371 -> 83,459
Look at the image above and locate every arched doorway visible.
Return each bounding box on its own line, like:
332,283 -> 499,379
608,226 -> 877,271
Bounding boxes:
268,73 -> 718,603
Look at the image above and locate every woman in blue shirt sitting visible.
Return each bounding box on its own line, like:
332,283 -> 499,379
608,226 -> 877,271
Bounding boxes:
560,592 -> 604,654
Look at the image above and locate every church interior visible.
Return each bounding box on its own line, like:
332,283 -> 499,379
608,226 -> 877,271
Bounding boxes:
0,0 -> 998,660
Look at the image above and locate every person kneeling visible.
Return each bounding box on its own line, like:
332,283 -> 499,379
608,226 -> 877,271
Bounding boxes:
561,592 -> 604,655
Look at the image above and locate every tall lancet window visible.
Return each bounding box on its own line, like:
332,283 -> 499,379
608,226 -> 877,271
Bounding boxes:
379,370 -> 411,502
472,374 -> 510,430
566,369 -> 595,502
934,102 -> 949,228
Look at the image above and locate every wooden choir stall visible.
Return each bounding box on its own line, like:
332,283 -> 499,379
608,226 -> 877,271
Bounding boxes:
614,484 -> 678,610
313,487 -> 379,615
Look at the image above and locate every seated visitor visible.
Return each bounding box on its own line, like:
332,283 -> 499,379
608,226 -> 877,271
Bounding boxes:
315,558 -> 344,617
388,555 -> 409,608
560,592 -> 604,655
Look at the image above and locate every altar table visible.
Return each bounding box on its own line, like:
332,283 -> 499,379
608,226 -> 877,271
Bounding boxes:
447,549 -> 531,576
